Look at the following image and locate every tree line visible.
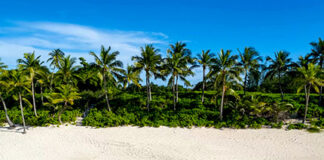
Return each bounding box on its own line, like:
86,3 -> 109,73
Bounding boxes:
0,38 -> 323,133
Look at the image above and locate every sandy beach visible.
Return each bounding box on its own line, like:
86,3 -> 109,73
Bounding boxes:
0,125 -> 323,160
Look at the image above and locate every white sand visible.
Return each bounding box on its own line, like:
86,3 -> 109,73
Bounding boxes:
0,125 -> 323,160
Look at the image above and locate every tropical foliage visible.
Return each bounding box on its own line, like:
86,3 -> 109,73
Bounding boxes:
0,39 -> 324,133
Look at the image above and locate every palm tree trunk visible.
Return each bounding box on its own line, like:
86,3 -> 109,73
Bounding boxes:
50,67 -> 55,92
176,75 -> 179,103
103,71 -> 111,112
31,80 -> 37,116
58,102 -> 68,124
244,71 -> 247,95
220,79 -> 226,121
303,84 -> 311,124
40,84 -> 44,105
278,73 -> 284,101
0,94 -> 15,127
202,66 -> 205,103
19,92 -> 26,134
146,71 -> 150,111
148,77 -> 152,101
172,75 -> 176,111
319,64 -> 322,107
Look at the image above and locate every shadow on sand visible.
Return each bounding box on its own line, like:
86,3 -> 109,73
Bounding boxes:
0,125 -> 30,134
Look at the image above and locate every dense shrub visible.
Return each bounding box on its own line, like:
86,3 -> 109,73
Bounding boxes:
0,107 -> 81,126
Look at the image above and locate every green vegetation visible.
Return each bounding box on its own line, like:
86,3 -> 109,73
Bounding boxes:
0,39 -> 323,133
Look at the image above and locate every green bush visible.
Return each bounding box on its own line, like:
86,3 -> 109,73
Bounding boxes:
0,108 -> 81,126
287,123 -> 307,130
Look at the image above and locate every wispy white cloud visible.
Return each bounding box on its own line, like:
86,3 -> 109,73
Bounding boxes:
0,21 -> 168,68
0,21 -> 203,86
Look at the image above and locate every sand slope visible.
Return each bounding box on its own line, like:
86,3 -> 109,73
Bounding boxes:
0,125 -> 323,160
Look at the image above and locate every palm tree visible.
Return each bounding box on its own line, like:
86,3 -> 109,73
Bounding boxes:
309,38 -> 324,105
162,43 -> 195,110
8,69 -> 30,134
265,51 -> 292,101
237,47 -> 262,95
36,67 -> 51,106
122,65 -> 142,89
17,52 -> 43,117
132,44 -> 162,111
90,45 -> 124,111
47,49 -> 65,91
46,85 -> 81,124
209,49 -> 241,120
297,63 -> 324,123
197,50 -> 215,103
166,42 -> 195,103
0,60 -> 15,127
56,55 -> 80,85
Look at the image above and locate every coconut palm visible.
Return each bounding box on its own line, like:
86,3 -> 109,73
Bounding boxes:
237,47 -> 262,95
90,45 -> 124,111
297,63 -> 324,123
0,61 -> 15,128
309,38 -> 324,105
47,49 -> 65,91
36,67 -> 51,106
265,51 -> 293,101
197,50 -> 215,103
122,65 -> 142,89
46,85 -> 81,124
8,69 -> 31,134
132,44 -> 162,111
209,49 -> 241,120
17,52 -> 43,116
56,55 -> 80,85
166,42 -> 196,103
162,43 -> 196,110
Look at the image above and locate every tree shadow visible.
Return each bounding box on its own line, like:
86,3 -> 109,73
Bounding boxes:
0,125 -> 30,134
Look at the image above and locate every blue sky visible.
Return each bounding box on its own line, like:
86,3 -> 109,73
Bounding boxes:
0,0 -> 323,85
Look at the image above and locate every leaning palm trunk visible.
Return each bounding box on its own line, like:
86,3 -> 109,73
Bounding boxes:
0,94 -> 15,127
303,84 -> 311,124
40,84 -> 44,105
201,66 -> 205,103
243,71 -> 247,95
103,72 -> 111,112
172,75 -> 176,110
18,92 -> 26,134
49,67 -> 55,92
176,75 -> 179,103
58,102 -> 68,124
220,82 -> 226,121
31,80 -> 37,116
146,71 -> 150,111
319,86 -> 322,106
319,64 -> 323,106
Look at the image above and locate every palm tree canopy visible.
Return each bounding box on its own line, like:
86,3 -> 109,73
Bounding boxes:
297,63 -> 324,93
265,51 -> 293,79
17,52 -> 44,78
207,49 -> 242,89
7,69 -> 30,94
48,84 -> 81,106
237,47 -> 262,72
309,38 -> 324,68
197,49 -> 215,68
122,65 -> 142,88
132,44 -> 163,79
56,55 -> 80,85
48,49 -> 65,69
90,45 -> 124,85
